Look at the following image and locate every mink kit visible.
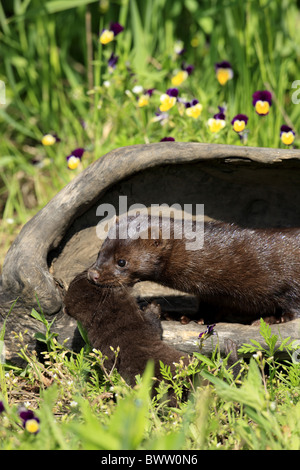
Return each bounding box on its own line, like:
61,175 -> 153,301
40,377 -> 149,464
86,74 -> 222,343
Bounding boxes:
64,269 -> 190,405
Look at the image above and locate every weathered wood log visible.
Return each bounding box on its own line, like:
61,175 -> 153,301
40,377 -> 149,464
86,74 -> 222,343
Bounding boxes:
1,142 -> 300,365
162,318 -> 300,359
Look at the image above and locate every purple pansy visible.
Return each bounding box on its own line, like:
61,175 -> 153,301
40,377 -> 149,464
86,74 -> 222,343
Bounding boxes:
215,60 -> 232,70
185,98 -> 203,118
70,148 -> 85,158
181,62 -> 194,75
252,90 -> 272,115
280,124 -> 295,135
19,408 -> 40,434
108,52 -> 119,69
159,88 -> 179,112
252,90 -> 272,106
66,148 -> 85,169
280,125 -> 295,145
231,114 -> 249,133
145,88 -> 155,97
160,137 -> 175,142
214,106 -> 226,120
100,22 -> 124,44
198,324 -> 216,340
215,61 -> 234,85
231,114 -> 248,125
166,88 -> 179,98
185,99 -> 199,108
109,22 -> 124,37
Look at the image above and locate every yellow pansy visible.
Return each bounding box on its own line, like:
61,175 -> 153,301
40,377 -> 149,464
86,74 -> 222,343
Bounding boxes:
99,23 -> 123,45
100,30 -> 114,44
41,134 -> 57,146
171,70 -> 188,86
233,120 -> 245,132
255,100 -> 270,115
215,62 -> 233,86
185,101 -> 203,119
67,156 -> 80,170
280,125 -> 295,146
25,419 -> 40,434
231,115 -> 248,133
138,94 -> 150,107
252,91 -> 272,115
207,118 -> 226,133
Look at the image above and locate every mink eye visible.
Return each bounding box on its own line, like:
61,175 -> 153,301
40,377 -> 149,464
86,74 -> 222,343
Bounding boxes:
117,259 -> 127,268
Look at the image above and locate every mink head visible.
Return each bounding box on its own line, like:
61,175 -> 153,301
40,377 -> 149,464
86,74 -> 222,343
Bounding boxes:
88,214 -> 170,287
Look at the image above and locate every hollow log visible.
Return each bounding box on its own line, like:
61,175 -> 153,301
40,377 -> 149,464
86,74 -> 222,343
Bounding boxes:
1,142 -> 300,365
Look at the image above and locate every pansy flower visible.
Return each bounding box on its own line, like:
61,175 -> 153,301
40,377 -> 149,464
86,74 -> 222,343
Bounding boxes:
138,95 -> 149,107
159,88 -> 178,112
171,63 -> 194,86
280,125 -> 295,146
132,85 -> 144,94
19,408 -> 40,434
191,36 -> 200,48
231,114 -> 249,133
182,62 -> 195,76
108,52 -> 119,71
207,107 -> 226,133
160,137 -> 175,142
171,70 -> 188,86
151,111 -> 169,126
41,133 -> 60,146
252,90 -> 272,115
174,40 -> 185,56
66,147 -> 85,170
100,22 -> 124,45
185,99 -> 203,119
215,61 -> 234,85
198,324 -> 216,350
0,401 -> 5,414
137,88 -> 155,108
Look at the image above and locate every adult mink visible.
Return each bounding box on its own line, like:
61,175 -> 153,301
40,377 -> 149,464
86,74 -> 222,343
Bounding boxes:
88,214 -> 300,325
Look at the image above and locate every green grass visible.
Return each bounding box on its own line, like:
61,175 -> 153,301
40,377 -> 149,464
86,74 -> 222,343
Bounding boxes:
1,0 -> 300,450
0,317 -> 300,450
1,0 -> 299,231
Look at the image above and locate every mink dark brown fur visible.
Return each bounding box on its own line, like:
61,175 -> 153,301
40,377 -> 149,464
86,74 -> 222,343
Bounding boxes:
88,215 -> 300,325
64,270 -> 190,405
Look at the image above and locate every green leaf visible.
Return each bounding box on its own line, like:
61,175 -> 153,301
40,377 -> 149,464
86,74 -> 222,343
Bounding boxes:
69,362 -> 154,450
0,299 -> 18,342
250,339 -> 265,349
34,332 -> 47,344
0,109 -> 37,139
193,352 -> 215,368
45,0 -> 99,14
31,308 -> 45,324
77,321 -> 91,347
201,359 -> 265,411
259,318 -> 272,341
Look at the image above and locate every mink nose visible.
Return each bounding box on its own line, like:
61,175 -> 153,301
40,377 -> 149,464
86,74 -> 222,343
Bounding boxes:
88,268 -> 100,283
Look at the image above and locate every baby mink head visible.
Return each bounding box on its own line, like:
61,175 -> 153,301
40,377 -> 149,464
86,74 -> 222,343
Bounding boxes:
88,214 -> 170,287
